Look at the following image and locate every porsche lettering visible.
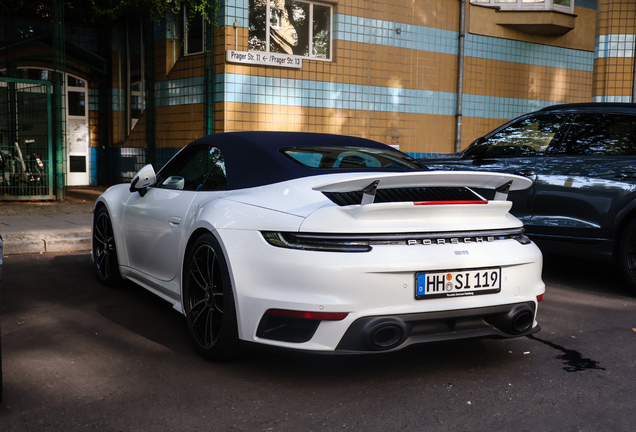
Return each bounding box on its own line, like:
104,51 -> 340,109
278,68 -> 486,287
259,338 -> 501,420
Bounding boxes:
408,236 -> 496,245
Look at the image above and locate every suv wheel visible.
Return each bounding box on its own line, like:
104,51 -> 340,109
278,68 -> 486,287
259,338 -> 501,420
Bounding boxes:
619,219 -> 636,289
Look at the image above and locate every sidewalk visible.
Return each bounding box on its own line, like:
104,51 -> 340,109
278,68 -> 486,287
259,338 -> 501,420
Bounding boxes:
0,186 -> 109,255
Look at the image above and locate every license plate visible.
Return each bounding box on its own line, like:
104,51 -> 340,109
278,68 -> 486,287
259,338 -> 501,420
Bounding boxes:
415,267 -> 501,299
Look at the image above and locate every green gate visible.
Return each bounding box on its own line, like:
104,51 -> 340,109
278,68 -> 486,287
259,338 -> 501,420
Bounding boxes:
0,77 -> 54,200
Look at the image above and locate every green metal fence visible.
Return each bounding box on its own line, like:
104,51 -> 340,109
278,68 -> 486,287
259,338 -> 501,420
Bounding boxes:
0,77 -> 54,200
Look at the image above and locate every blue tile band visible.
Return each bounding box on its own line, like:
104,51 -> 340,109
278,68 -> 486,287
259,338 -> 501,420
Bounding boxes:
595,34 -> 636,59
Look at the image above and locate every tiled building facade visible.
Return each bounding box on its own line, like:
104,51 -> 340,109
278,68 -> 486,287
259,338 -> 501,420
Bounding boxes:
3,0 -> 636,187
593,0 -> 636,102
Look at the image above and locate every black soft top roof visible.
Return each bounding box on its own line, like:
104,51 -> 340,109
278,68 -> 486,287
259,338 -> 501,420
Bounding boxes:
185,132 -> 420,190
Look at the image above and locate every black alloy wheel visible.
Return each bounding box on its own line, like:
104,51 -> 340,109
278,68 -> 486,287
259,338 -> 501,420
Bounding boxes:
619,219 -> 636,290
93,206 -> 122,286
183,233 -> 241,361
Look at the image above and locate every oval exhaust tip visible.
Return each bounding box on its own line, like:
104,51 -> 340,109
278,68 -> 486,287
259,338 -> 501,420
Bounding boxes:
512,310 -> 534,334
370,324 -> 403,349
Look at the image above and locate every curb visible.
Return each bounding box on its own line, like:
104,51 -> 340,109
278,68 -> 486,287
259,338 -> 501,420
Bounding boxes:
3,234 -> 91,255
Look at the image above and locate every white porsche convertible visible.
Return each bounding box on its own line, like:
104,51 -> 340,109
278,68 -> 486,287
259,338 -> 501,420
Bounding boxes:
92,132 -> 544,360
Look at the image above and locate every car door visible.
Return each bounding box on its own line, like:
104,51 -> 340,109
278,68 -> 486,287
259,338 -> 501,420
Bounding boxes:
454,113 -> 570,224
529,112 -> 636,241
123,145 -> 227,282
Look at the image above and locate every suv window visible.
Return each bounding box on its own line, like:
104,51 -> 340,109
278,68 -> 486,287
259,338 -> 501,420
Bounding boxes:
484,114 -> 568,157
156,145 -> 227,191
563,113 -> 636,156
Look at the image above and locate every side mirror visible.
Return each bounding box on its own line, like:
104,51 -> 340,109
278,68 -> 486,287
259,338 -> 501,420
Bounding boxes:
130,164 -> 156,197
461,137 -> 488,158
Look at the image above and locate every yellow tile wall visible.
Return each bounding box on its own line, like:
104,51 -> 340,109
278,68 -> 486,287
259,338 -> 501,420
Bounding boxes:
155,105 -> 205,148
339,0 -> 460,33
593,57 -> 635,97
593,0 -> 636,100
464,58 -> 592,102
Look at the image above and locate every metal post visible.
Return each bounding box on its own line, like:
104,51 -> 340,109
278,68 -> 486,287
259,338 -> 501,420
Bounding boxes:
98,28 -> 111,185
52,0 -> 66,200
203,6 -> 216,135
145,16 -> 156,167
455,0 -> 466,153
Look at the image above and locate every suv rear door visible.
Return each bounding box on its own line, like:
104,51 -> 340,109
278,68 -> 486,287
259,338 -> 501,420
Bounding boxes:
530,112 -> 636,243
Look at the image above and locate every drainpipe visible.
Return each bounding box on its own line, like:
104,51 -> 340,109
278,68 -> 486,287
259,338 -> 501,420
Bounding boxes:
455,0 -> 466,153
633,48 -> 636,102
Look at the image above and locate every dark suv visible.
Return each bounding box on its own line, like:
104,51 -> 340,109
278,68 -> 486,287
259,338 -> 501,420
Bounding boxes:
420,103 -> 636,289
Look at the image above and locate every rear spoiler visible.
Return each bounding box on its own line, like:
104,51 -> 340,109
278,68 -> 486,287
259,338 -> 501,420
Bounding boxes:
312,171 -> 531,205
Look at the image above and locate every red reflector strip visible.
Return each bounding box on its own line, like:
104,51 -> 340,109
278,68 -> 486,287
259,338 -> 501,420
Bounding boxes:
265,309 -> 349,321
414,200 -> 488,206
537,294 -> 544,302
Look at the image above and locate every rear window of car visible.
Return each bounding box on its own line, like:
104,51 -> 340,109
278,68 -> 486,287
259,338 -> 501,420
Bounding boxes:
563,113 -> 636,155
281,146 -> 423,170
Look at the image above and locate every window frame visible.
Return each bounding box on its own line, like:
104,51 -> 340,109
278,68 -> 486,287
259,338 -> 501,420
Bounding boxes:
155,145 -> 227,192
184,7 -> 204,56
481,114 -> 569,158
127,17 -> 144,134
561,113 -> 636,156
280,146 -> 424,170
172,6 -> 205,64
470,0 -> 574,14
249,0 -> 334,62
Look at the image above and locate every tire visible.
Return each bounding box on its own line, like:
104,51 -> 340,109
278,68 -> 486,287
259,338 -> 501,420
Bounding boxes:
93,206 -> 123,286
0,326 -> 3,403
183,233 -> 242,361
619,219 -> 636,290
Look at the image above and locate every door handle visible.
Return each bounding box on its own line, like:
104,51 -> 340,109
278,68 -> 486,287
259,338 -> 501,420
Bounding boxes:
515,170 -> 535,176
168,216 -> 181,225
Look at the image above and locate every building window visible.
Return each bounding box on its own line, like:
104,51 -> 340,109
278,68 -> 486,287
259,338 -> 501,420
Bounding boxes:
471,0 -> 574,14
249,0 -> 332,61
127,17 -> 144,133
67,91 -> 85,116
172,6 -> 205,61
185,10 -> 204,55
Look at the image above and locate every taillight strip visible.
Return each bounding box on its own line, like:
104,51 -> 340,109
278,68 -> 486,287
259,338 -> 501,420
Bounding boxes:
414,200 -> 487,205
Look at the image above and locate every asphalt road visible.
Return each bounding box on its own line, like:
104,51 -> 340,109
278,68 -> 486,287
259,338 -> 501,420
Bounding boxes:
1,252 -> 635,431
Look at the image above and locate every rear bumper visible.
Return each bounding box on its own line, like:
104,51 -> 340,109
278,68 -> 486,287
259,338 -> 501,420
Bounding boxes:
219,228 -> 544,352
247,302 -> 540,356
335,301 -> 539,353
